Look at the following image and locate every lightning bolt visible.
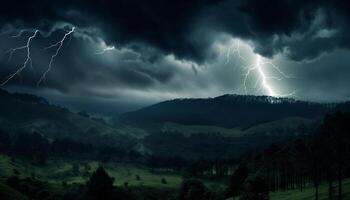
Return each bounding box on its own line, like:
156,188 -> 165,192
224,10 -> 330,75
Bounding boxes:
1,30 -> 39,86
5,45 -> 27,64
225,40 -> 245,65
37,27 -> 75,87
255,55 -> 275,96
227,39 -> 296,98
5,30 -> 36,64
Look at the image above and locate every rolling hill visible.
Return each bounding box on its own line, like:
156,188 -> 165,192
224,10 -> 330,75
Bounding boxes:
0,89 -> 340,160
0,89 -> 138,149
119,94 -> 329,129
161,117 -> 316,137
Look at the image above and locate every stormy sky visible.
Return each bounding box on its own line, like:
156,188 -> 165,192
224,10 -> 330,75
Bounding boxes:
1,0 -> 350,114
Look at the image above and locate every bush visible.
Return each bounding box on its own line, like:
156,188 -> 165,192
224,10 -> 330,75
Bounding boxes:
161,178 -> 167,184
135,175 -> 141,181
239,174 -> 269,200
62,181 -> 68,187
178,179 -> 213,200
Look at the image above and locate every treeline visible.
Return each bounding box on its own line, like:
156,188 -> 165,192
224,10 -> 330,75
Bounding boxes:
226,111 -> 350,200
0,131 -> 141,163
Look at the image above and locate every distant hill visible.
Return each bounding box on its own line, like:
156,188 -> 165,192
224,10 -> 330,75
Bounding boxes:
0,89 -> 137,148
120,94 -> 330,129
142,117 -> 317,159
1,89 -> 345,160
161,117 -> 317,137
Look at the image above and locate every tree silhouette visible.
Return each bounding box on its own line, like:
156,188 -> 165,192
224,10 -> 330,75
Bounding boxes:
227,164 -> 248,198
86,166 -> 115,200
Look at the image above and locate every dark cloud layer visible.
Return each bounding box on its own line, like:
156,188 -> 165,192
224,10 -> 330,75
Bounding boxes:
1,0 -> 350,62
1,0 -> 350,114
209,0 -> 350,60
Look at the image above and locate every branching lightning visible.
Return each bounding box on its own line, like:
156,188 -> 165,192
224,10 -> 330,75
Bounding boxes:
37,27 -> 75,87
226,39 -> 296,98
5,30 -> 36,64
5,45 -> 26,64
1,30 -> 39,86
225,40 -> 245,65
1,26 -> 295,98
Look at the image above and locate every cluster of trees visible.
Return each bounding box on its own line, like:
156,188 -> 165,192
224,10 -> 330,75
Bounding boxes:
85,167 -> 131,200
310,112 -> 350,200
226,112 -> 350,200
144,111 -> 350,200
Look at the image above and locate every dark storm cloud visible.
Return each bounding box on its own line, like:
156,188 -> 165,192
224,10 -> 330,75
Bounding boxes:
0,29 -> 187,97
2,0 -> 350,114
2,0 -> 350,62
205,0 -> 350,60
0,0 -> 210,61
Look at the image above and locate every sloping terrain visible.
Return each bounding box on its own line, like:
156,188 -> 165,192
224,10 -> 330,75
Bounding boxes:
161,117 -> 316,137
120,94 -> 329,129
0,182 -> 28,200
0,89 -> 137,148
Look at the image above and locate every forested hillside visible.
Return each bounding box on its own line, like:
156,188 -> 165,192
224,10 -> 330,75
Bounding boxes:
120,94 -> 330,129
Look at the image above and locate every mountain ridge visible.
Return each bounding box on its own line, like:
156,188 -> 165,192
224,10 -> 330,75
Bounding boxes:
119,94 -> 331,129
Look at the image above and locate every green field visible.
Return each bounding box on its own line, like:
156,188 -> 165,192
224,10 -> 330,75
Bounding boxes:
3,154 -> 350,200
0,154 -> 184,189
61,162 -> 184,188
0,153 -> 229,190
